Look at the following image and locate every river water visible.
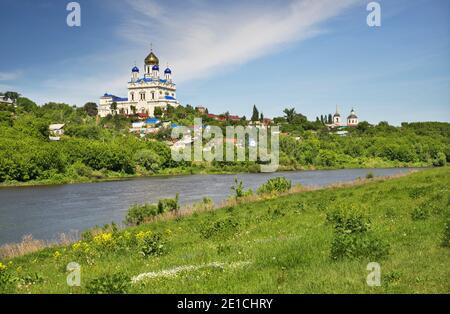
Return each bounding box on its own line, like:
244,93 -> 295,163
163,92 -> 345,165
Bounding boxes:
0,168 -> 418,244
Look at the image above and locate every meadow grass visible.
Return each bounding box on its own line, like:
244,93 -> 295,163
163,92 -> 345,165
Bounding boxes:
1,167 -> 449,294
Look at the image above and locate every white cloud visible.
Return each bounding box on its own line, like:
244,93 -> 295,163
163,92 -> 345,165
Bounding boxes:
17,0 -> 360,106
118,0 -> 360,82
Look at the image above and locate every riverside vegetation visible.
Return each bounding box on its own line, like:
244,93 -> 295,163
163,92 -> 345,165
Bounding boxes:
0,93 -> 449,186
0,167 -> 449,293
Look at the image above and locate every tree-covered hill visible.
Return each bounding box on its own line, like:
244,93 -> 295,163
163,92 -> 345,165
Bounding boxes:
0,94 -> 449,185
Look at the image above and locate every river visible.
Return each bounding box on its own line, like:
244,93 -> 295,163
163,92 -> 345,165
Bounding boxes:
0,168 -> 418,245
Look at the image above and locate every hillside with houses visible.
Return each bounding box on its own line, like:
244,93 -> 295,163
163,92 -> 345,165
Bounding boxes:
0,91 -> 449,186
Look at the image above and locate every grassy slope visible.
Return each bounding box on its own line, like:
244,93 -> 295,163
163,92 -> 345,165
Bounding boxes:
4,168 -> 450,294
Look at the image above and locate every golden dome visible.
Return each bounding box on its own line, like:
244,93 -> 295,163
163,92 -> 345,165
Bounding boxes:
145,51 -> 159,65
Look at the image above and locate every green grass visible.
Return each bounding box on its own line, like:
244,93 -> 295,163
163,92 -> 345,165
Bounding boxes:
1,167 -> 449,294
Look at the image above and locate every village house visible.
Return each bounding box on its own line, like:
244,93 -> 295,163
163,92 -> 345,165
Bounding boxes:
195,106 -> 207,114
0,98 -> 14,106
49,124 -> 65,141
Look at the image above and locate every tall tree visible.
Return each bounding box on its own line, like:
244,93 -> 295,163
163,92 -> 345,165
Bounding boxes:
251,105 -> 259,122
283,108 -> 296,124
260,112 -> 264,122
328,114 -> 332,124
110,102 -> 117,115
83,102 -> 98,116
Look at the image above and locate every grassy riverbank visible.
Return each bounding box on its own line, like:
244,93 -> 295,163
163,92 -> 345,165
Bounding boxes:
1,167 -> 449,294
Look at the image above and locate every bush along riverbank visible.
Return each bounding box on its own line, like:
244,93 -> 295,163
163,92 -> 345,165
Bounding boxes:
1,167 -> 449,293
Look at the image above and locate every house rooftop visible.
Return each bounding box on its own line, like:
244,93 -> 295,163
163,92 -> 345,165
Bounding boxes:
49,124 -> 65,130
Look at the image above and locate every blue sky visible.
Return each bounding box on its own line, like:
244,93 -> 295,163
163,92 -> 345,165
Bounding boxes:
0,0 -> 449,125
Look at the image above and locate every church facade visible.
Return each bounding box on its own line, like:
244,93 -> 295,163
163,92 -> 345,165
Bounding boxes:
98,50 -> 179,117
329,107 -> 359,128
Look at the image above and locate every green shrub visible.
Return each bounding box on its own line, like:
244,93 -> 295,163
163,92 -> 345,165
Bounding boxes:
200,217 -> 239,239
432,152 -> 447,167
157,194 -> 180,213
257,177 -> 291,195
90,170 -> 105,179
411,205 -> 430,220
408,187 -> 427,199
86,273 -> 130,294
133,149 -> 162,172
294,201 -> 307,213
0,263 -> 19,287
202,197 -> 213,205
326,205 -> 371,234
68,161 -> 93,178
267,205 -> 285,219
331,233 -> 390,260
230,177 -> 253,199
139,233 -> 166,257
328,204 -> 389,260
125,204 -> 159,225
366,172 -> 374,179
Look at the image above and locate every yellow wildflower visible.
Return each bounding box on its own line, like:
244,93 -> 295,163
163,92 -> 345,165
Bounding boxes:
93,233 -> 113,245
53,251 -> 62,259
135,230 -> 152,241
72,241 -> 82,251
0,262 -> 7,271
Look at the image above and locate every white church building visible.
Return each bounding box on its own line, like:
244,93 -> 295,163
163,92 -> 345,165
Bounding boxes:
98,50 -> 179,117
329,107 -> 359,128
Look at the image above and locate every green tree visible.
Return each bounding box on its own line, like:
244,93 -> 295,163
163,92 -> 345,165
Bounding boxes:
251,105 -> 259,122
356,121 -> 371,133
133,149 -> 163,172
83,102 -> 98,116
283,108 -> 296,124
110,102 -> 117,115
154,106 -> 163,118
16,97 -> 38,112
